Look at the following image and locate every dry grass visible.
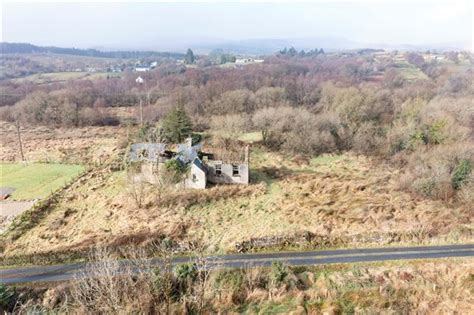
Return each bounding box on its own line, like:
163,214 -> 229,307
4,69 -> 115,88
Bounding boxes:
221,259 -> 474,314
11,72 -> 121,85
2,145 -> 472,259
0,121 -> 125,164
70,247 -> 156,314
10,258 -> 474,314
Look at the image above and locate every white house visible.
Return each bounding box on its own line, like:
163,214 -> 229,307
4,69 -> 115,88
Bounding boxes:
235,58 -> 254,65
235,58 -> 264,66
135,65 -> 151,72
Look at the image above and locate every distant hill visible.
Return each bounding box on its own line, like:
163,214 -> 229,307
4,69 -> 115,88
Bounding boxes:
191,37 -> 470,55
0,42 -> 185,59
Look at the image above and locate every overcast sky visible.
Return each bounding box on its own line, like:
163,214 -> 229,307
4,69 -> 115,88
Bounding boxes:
1,1 -> 472,51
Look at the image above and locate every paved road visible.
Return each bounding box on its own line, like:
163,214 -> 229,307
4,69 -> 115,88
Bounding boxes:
1,244 -> 473,284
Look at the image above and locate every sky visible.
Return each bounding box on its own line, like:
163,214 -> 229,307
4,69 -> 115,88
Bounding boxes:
1,0 -> 473,51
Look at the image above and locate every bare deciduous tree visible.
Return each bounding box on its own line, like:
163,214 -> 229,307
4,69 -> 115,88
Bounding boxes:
126,171 -> 147,209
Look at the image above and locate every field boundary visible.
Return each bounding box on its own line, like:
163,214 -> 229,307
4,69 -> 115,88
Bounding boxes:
1,167 -> 92,242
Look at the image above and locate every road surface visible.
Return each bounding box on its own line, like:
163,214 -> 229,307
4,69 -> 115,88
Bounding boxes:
1,244 -> 473,284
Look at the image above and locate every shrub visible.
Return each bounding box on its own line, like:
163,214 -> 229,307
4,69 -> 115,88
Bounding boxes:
270,261 -> 288,284
191,133 -> 202,145
137,123 -> 153,142
214,269 -> 244,290
210,113 -> 253,136
252,107 -> 344,155
399,143 -> 473,201
386,120 -> 417,155
174,263 -> 198,282
0,284 -> 15,311
152,265 -> 176,306
451,159 -> 472,190
407,160 -> 453,200
442,73 -> 471,94
71,248 -> 155,314
210,89 -> 256,115
165,159 -> 188,175
254,86 -> 287,109
405,52 -> 425,68
458,181 -> 474,207
424,120 -> 447,145
352,121 -> 384,155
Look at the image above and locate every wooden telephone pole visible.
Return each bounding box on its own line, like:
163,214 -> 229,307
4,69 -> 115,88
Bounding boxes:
136,76 -> 145,127
139,98 -> 143,126
15,119 -> 25,162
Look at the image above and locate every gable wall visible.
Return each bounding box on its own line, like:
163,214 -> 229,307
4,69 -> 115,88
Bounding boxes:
185,163 -> 207,189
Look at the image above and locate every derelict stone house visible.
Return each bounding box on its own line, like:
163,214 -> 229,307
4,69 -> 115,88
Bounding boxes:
204,147 -> 249,185
185,145 -> 250,189
129,138 -> 250,189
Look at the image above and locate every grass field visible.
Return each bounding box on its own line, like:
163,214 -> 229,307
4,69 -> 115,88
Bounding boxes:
12,72 -> 122,84
394,61 -> 429,81
3,146 -> 472,258
0,122 -> 125,164
238,131 -> 263,143
0,163 -> 85,200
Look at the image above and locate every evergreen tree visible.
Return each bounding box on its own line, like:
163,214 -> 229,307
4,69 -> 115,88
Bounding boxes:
161,107 -> 193,143
288,47 -> 297,57
185,48 -> 195,64
220,54 -> 227,64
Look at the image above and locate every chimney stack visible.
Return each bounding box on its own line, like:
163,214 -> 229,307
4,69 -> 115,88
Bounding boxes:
244,145 -> 250,164
185,137 -> 193,148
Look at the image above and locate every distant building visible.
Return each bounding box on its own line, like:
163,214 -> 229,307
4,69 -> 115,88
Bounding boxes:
135,65 -> 151,72
110,66 -> 123,73
235,58 -> 264,67
235,58 -> 254,65
135,76 -> 144,84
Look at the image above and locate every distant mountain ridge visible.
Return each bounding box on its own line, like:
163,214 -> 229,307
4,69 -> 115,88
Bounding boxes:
1,39 -> 469,60
0,42 -> 185,59
192,37 -> 470,55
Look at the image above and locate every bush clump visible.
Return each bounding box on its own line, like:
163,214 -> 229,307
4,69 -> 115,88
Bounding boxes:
174,263 -> 198,282
271,261 -> 288,284
0,284 -> 16,313
451,159 -> 472,190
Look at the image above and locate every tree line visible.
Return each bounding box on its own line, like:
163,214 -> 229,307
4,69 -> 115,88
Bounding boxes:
1,42 -> 185,59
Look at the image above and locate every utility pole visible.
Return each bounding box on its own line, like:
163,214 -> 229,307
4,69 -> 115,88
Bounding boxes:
15,119 -> 25,162
139,97 -> 144,126
135,76 -> 145,127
